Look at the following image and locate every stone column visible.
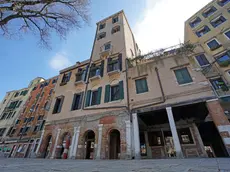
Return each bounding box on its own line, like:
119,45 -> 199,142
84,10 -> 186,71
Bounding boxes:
144,131 -> 152,158
192,123 -> 208,157
166,107 -> 183,158
51,128 -> 61,159
132,113 -> 141,159
206,99 -> 230,156
70,126 -> 80,159
96,124 -> 103,160
125,120 -> 132,159
36,130 -> 45,155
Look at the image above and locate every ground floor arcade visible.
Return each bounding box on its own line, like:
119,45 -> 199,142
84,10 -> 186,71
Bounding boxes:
133,99 -> 230,159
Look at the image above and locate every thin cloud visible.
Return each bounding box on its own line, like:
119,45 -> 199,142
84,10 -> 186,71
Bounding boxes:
49,52 -> 72,71
134,0 -> 211,53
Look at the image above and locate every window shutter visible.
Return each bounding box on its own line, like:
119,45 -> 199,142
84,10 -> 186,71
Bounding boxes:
97,87 -> 102,105
58,97 -> 64,113
68,72 -> 72,82
107,58 -> 112,72
104,85 -> 110,103
119,80 -> 124,100
182,68 -> 192,83
84,65 -> 89,81
118,53 -> 122,71
143,79 -> 149,92
78,92 -> 84,110
100,60 -> 104,77
71,94 -> 77,111
85,90 -> 91,107
175,70 -> 184,85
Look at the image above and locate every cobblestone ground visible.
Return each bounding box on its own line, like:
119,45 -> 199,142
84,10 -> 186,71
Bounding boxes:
0,158 -> 230,172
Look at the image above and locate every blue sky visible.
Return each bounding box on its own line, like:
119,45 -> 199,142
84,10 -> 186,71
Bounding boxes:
0,0 -> 211,101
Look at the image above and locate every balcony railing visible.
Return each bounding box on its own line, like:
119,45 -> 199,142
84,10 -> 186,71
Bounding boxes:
213,86 -> 230,97
201,65 -> 220,78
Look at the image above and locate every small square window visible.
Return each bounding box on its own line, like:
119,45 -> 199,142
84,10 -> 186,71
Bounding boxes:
111,85 -> 120,101
217,0 -> 229,6
112,16 -> 119,24
202,6 -> 217,18
112,26 -> 120,34
104,43 -> 111,51
91,90 -> 98,106
211,16 -> 226,28
196,26 -> 210,37
174,68 -> 193,85
135,78 -> 149,94
217,52 -> 230,66
224,30 -> 230,39
61,72 -> 71,84
189,17 -> 201,28
207,39 -> 221,51
195,54 -> 209,67
99,23 -> 106,30
97,32 -> 106,40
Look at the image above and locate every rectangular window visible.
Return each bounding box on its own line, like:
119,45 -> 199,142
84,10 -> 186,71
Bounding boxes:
189,17 -> 201,28
97,32 -> 106,40
174,68 -> 193,85
16,101 -> 22,108
112,26 -> 120,34
202,6 -> 217,18
217,0 -> 229,6
104,81 -> 124,103
61,72 -> 71,84
210,78 -> 227,90
107,54 -> 122,73
224,30 -> 230,39
135,78 -> 149,94
71,93 -> 83,111
99,23 -> 106,30
89,63 -> 102,78
76,68 -> 87,82
112,16 -> 119,23
211,16 -> 226,28
104,43 -> 111,51
195,54 -> 209,66
15,119 -> 20,125
91,90 -> 98,106
196,26 -> 210,37
217,51 -> 230,66
111,85 -> 120,101
207,39 -> 221,51
178,128 -> 194,144
14,92 -> 19,97
52,97 -> 64,114
0,113 -> 7,120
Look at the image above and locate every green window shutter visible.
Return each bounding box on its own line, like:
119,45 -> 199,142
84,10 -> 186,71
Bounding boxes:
100,60 -> 104,77
104,85 -> 111,103
119,80 -> 124,100
85,90 -> 91,107
78,92 -> 84,110
97,87 -> 102,105
71,94 -> 77,111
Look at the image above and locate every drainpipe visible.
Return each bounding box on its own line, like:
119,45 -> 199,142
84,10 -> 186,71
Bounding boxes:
132,67 -> 166,112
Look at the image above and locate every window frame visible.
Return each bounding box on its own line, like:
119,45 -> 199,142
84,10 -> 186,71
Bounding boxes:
196,26 -> 210,37
97,32 -> 106,40
110,84 -> 120,102
52,96 -> 64,114
135,78 -> 149,94
71,93 -> 82,111
112,16 -> 119,24
211,15 -> 226,28
202,6 -> 217,18
174,67 -> 193,86
99,23 -> 106,30
90,90 -> 99,106
112,25 -> 120,34
189,17 -> 201,28
206,38 -> 221,51
195,54 -> 210,67
224,29 -> 230,40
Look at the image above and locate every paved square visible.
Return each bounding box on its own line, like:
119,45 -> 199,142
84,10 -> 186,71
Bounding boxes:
0,158 -> 230,172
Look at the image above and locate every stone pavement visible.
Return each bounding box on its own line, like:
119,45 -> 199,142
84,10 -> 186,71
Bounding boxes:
0,158 -> 230,172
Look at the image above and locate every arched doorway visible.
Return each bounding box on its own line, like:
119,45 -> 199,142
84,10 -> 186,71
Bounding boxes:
84,130 -> 95,159
43,135 -> 52,158
109,129 -> 120,159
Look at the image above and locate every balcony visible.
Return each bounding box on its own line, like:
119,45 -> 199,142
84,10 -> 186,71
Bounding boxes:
201,65 -> 219,78
75,72 -> 86,85
213,86 -> 230,97
89,69 -> 101,81
107,62 -> 120,76
100,44 -> 113,56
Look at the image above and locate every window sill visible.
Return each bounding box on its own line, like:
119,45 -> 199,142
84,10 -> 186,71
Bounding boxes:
107,69 -> 120,76
178,82 -> 195,87
209,45 -> 222,51
75,80 -> 85,85
107,99 -> 122,104
89,75 -> 101,82
136,91 -> 149,95
60,82 -> 67,86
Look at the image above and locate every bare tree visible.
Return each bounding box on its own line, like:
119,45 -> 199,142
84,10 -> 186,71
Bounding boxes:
0,0 -> 90,47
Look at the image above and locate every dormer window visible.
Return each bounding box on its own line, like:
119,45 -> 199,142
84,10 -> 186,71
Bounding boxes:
202,6 -> 217,18
112,16 -> 119,24
217,0 -> 229,6
189,17 -> 201,28
196,26 -> 210,37
97,32 -> 106,40
211,16 -> 226,28
99,23 -> 106,30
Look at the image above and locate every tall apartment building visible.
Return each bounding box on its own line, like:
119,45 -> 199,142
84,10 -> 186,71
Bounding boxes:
37,10 -> 140,160
0,77 -> 44,155
3,76 -> 58,158
184,0 -> 230,103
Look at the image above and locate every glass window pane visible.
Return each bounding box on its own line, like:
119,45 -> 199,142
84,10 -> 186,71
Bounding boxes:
175,68 -> 192,85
